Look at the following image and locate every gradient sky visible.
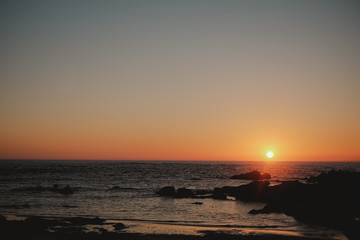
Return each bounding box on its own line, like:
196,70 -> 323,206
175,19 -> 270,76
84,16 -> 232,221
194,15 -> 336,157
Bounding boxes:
1,0 -> 360,161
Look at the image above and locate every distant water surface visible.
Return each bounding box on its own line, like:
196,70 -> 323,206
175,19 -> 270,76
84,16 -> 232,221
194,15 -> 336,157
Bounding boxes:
1,160 -> 359,239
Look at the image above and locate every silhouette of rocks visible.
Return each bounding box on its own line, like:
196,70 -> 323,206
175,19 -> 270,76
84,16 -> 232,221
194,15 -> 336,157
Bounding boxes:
214,181 -> 270,201
0,215 -> 133,240
248,170 -> 360,239
157,186 -> 176,196
24,216 -> 63,228
230,170 -> 271,180
154,170 -> 360,239
114,222 -> 126,230
177,188 -> 195,198
62,204 -> 78,208
193,189 -> 212,196
306,169 -> 360,184
212,187 -> 227,200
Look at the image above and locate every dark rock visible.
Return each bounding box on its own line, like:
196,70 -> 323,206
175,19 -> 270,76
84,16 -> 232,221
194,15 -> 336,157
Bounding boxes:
157,186 -> 176,196
248,209 -> 259,214
235,181 -> 270,201
24,216 -> 64,230
114,222 -> 126,230
54,226 -> 85,234
219,181 -> 270,201
62,205 -> 78,208
307,170 -> 360,184
0,215 -> 6,222
191,202 -> 203,205
230,170 -> 271,180
194,189 -> 212,195
176,188 -> 195,198
248,170 -> 360,240
212,187 -> 227,200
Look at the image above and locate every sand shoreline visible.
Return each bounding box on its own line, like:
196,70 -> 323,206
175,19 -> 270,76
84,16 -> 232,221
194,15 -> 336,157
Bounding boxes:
0,214 -> 341,240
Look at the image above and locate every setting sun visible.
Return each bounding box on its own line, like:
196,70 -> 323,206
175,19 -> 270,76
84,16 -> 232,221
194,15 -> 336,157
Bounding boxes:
267,152 -> 274,159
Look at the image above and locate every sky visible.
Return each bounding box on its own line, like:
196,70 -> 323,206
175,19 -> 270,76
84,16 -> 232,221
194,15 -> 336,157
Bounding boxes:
1,0 -> 360,161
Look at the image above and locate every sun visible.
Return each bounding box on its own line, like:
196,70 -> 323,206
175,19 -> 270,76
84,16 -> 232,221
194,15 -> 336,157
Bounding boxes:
266,152 -> 274,159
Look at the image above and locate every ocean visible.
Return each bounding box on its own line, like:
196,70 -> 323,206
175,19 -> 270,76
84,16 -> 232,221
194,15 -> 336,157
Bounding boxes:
1,160 -> 359,239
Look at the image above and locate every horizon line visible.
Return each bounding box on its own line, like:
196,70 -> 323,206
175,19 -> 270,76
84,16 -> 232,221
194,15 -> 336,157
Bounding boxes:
1,158 -> 359,162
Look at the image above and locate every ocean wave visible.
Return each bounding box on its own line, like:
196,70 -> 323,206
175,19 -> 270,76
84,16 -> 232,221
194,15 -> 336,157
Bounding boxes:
10,184 -> 77,195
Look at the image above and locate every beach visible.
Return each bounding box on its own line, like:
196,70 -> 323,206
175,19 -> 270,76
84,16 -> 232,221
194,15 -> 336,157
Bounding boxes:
0,215 -> 337,240
1,160 -> 359,239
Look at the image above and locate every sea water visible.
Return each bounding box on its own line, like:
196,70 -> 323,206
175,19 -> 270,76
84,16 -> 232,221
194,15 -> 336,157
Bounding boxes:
1,160 -> 359,238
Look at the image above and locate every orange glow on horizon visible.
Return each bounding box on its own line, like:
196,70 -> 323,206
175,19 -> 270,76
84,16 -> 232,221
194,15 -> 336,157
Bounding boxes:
1,116 -> 359,161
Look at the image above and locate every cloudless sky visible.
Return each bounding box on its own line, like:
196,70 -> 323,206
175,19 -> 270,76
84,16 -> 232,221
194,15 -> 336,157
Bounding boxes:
1,0 -> 360,161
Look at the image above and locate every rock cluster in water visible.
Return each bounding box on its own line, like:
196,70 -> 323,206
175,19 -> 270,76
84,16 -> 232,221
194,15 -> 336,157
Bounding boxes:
156,170 -> 360,239
157,186 -> 195,198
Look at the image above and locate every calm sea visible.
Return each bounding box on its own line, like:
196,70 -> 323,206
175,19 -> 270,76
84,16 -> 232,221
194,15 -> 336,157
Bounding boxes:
1,160 -> 359,238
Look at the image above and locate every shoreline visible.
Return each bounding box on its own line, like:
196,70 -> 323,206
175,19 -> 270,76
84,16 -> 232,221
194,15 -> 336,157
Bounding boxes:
0,214 -> 345,240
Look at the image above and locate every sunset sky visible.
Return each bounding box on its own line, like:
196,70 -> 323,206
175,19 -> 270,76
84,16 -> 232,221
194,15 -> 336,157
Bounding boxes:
1,0 -> 359,161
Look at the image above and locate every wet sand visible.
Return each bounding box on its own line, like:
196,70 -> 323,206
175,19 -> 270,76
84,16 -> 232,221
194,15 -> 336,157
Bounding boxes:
0,215 -> 332,240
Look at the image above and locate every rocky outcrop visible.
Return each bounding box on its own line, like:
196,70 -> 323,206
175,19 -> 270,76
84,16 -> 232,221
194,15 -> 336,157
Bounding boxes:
248,171 -> 360,240
155,170 -> 360,239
